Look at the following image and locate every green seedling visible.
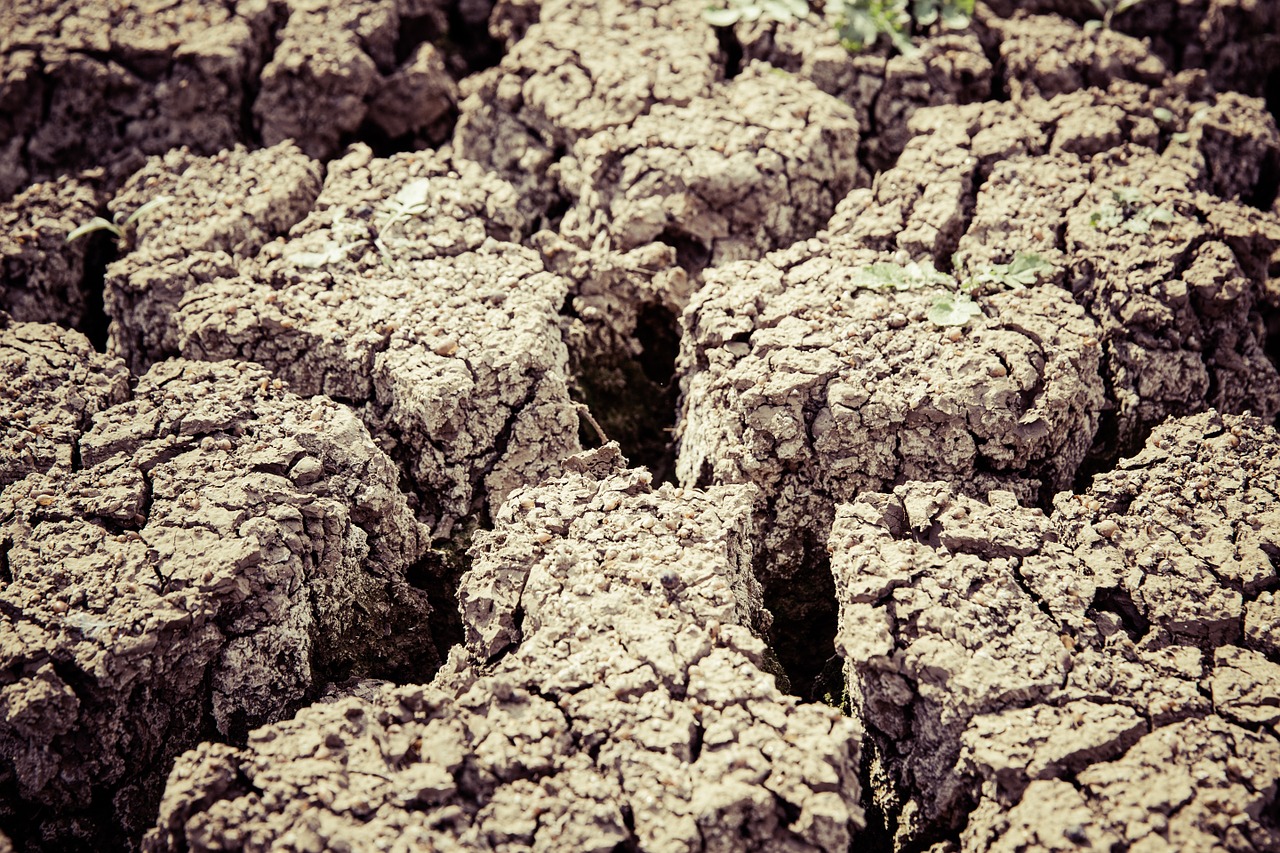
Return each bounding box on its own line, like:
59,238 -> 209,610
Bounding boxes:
1083,0 -> 1145,32
1089,187 -> 1174,235
963,252 -> 1053,292
848,253 -> 1053,328
374,178 -> 435,264
287,211 -> 370,269
703,0 -> 809,26
850,258 -> 953,291
927,291 -> 982,326
66,195 -> 172,243
837,0 -> 973,56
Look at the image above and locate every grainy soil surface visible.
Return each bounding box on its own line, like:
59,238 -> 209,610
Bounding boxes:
1,0 -> 1279,851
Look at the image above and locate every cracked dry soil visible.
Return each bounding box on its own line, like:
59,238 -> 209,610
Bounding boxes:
1,0 -> 1279,850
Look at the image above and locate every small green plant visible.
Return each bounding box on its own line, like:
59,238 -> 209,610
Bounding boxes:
288,210 -> 370,268
848,253 -> 1053,328
66,196 -> 171,243
702,0 -> 809,26
288,179 -> 435,270
1089,187 -> 1174,235
837,0 -> 973,56
1083,0 -> 1144,32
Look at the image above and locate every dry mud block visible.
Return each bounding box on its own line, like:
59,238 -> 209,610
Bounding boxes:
677,239 -> 1104,685
829,83 -> 1279,267
454,0 -> 719,218
557,62 -> 862,268
982,0 -> 1280,99
0,0 -> 273,199
832,411 -> 1280,849
171,145 -> 574,535
735,15 -> 991,169
0,357 -> 434,849
104,142 -> 324,374
0,0 -> 464,199
254,0 -> 459,159
956,142 -> 1280,454
988,12 -> 1168,101
102,142 -> 572,537
0,318 -> 130,489
0,175 -> 101,327
147,446 -> 864,852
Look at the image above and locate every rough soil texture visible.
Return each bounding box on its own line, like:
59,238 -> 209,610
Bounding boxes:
0,317 -> 130,488
98,141 -> 579,541
557,61 -> 863,268
3,0 -> 1280,850
0,176 -> 102,328
103,142 -> 325,374
677,234 -> 1105,687
832,411 -> 1280,849
0,351 -> 433,849
146,446 -> 865,853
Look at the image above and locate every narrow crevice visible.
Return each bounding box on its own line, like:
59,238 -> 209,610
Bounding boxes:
405,532 -> 471,670
856,737 -> 900,853
441,1 -> 506,77
1087,586 -> 1152,642
241,1 -> 289,146
568,301 -> 681,485
761,550 -> 838,701
75,229 -> 116,353
713,25 -> 744,80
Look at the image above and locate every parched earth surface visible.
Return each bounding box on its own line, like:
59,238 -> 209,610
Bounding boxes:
1,0 -> 1279,850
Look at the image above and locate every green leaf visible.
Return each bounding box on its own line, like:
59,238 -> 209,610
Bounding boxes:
703,5 -> 742,24
1152,107 -> 1174,124
913,0 -> 939,27
288,240 -> 358,268
850,263 -> 907,290
122,195 -> 173,227
67,217 -> 124,242
1123,217 -> 1151,235
838,8 -> 881,49
389,179 -> 431,212
940,2 -> 970,28
1112,187 -> 1144,207
1148,206 -> 1174,224
1090,205 -> 1123,231
928,292 -> 983,327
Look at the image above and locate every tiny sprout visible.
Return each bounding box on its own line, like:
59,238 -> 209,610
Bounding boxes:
927,292 -> 982,327
1152,107 -> 1174,124
837,0 -> 972,56
1089,188 -> 1174,235
849,252 -> 1052,329
67,195 -> 172,243
1083,0 -> 1145,32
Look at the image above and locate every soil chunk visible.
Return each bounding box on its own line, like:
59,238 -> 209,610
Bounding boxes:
172,145 -> 578,536
832,411 -> 1280,848
146,446 -> 865,852
0,318 -> 130,489
0,355 -> 433,849
557,61 -> 863,269
0,176 -> 102,327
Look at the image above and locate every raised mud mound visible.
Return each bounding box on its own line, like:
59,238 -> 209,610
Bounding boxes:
2,0 -> 1279,850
